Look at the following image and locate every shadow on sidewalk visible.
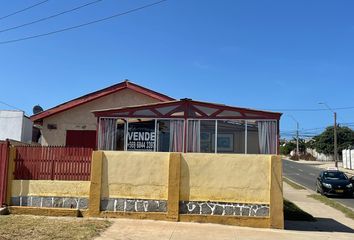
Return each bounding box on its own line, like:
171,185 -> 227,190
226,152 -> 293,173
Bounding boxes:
285,218 -> 354,233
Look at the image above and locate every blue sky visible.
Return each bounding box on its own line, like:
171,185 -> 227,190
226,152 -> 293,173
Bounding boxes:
1,0 -> 354,139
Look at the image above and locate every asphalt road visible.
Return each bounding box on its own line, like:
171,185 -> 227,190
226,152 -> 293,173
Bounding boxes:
283,159 -> 354,210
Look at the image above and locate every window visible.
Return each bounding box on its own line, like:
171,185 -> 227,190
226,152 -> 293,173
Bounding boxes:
157,120 -> 170,152
246,120 -> 260,154
200,120 -> 216,153
187,120 -> 216,153
217,120 -> 245,153
127,119 -> 156,151
98,117 -> 277,154
157,120 -> 184,152
247,120 -> 277,154
116,119 -> 125,150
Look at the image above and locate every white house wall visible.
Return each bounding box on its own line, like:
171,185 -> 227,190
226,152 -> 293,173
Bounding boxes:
22,116 -> 33,143
0,110 -> 25,142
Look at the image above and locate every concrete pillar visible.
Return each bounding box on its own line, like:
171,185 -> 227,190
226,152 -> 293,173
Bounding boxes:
269,155 -> 284,229
167,152 -> 181,221
88,151 -> 103,217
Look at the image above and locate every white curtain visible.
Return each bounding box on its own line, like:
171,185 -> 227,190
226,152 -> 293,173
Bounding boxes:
169,120 -> 184,152
98,118 -> 118,150
258,121 -> 277,154
187,120 -> 200,152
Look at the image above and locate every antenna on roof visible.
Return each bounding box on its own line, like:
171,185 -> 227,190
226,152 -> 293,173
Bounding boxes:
33,105 -> 43,115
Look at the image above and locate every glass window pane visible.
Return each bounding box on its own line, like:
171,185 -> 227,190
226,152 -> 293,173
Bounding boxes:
157,120 -> 170,152
247,120 -> 277,154
217,120 -> 245,153
156,120 -> 185,152
200,120 -> 216,153
116,119 -> 125,151
247,120 -> 260,154
98,118 -> 126,151
187,120 -> 216,153
127,118 -> 156,151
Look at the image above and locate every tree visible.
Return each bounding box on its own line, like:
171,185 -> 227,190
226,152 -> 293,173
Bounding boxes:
280,138 -> 306,155
313,126 -> 354,155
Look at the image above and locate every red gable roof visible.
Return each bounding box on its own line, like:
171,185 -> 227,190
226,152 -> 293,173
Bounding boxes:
30,80 -> 174,122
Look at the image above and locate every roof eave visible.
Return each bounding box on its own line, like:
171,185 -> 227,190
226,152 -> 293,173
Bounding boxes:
30,81 -> 174,122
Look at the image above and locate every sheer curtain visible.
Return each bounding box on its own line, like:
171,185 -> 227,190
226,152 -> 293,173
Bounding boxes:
187,120 -> 200,152
98,118 -> 118,150
258,121 -> 277,154
169,120 -> 184,152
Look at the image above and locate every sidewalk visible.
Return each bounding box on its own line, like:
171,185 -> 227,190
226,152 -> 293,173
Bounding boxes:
283,182 -> 354,231
95,183 -> 354,240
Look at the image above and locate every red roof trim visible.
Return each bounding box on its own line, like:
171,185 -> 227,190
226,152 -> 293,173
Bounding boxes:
30,80 -> 174,122
92,99 -> 282,120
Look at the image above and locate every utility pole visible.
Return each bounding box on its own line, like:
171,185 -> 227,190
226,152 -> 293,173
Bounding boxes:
296,121 -> 299,157
319,103 -> 338,168
334,112 -> 338,168
289,115 -> 299,157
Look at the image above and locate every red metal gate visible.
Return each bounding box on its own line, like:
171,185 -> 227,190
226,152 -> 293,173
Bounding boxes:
0,141 -> 9,206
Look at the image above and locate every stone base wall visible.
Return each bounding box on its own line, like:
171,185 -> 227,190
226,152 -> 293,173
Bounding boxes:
179,201 -> 269,217
11,196 -> 88,209
100,198 -> 167,212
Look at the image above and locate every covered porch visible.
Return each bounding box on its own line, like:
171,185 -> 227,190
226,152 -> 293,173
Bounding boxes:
92,99 -> 282,154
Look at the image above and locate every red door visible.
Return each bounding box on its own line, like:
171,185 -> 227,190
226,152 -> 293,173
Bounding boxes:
66,130 -> 96,149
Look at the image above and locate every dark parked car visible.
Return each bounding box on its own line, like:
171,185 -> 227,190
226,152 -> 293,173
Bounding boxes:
316,170 -> 354,197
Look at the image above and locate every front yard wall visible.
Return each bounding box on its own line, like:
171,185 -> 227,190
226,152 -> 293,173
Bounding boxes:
100,151 -> 169,213
7,151 -> 283,229
11,180 -> 90,209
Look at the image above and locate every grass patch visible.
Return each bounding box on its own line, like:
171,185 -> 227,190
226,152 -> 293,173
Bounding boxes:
283,177 -> 306,190
0,215 -> 111,240
283,199 -> 316,221
308,194 -> 354,220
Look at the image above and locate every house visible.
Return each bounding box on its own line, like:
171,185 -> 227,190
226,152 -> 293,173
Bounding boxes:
30,80 -> 174,148
93,99 -> 282,154
0,110 -> 33,143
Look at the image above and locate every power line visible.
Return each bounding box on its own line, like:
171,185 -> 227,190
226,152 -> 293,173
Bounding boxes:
0,0 -> 104,34
281,122 -> 354,137
0,0 -> 168,45
0,100 -> 24,112
0,0 -> 50,21
266,106 -> 354,112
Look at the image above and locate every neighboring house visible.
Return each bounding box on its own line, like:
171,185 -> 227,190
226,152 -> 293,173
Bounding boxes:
0,110 -> 33,143
30,80 -> 174,148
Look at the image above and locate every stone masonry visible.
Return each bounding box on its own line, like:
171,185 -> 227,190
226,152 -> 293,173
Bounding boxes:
100,198 -> 167,212
11,196 -> 88,209
179,201 -> 269,217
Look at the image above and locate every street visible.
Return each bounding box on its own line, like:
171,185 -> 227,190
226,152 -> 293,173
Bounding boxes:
283,159 -> 354,210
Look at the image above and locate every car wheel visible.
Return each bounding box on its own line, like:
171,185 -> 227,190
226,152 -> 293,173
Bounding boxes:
316,185 -> 320,193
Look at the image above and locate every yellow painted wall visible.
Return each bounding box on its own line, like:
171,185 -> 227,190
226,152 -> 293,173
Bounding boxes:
101,151 -> 170,200
180,153 -> 271,204
41,88 -> 161,146
12,180 -> 90,197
